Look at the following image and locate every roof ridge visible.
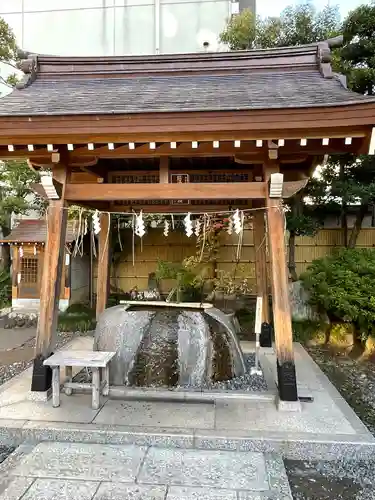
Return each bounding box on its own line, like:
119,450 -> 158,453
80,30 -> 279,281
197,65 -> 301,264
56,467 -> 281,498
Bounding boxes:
14,37 -> 343,90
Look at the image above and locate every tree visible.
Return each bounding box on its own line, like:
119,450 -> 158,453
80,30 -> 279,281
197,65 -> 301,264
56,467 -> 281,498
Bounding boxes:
322,154 -> 375,248
0,16 -> 18,89
219,3 -> 340,50
0,18 -> 43,271
320,5 -> 375,247
220,3 -> 341,279
219,9 -> 257,50
340,4 -> 375,95
0,161 -> 43,270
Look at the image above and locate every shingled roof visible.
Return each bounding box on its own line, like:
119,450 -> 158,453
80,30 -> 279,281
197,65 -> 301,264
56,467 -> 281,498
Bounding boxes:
1,219 -> 76,243
0,37 -> 373,117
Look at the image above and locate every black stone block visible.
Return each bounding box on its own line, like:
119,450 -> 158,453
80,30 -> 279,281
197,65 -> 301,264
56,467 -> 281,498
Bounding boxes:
277,359 -> 298,401
31,354 -> 53,392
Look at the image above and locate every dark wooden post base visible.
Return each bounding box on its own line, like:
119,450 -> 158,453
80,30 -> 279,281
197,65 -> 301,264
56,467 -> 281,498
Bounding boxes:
31,354 -> 53,392
260,322 -> 273,347
276,359 -> 298,402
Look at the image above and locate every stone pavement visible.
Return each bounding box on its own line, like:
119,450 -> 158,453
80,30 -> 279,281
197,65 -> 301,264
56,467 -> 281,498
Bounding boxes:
0,328 -> 35,352
0,441 -> 292,500
1,337 -> 375,462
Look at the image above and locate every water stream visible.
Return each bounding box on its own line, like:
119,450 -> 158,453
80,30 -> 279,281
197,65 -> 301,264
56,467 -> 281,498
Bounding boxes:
94,304 -> 247,388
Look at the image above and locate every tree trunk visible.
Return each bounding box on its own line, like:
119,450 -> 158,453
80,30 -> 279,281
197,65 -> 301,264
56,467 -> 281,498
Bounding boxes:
288,231 -> 298,282
340,164 -> 348,247
350,322 -> 366,359
341,202 -> 348,247
0,220 -> 11,273
348,203 -> 368,249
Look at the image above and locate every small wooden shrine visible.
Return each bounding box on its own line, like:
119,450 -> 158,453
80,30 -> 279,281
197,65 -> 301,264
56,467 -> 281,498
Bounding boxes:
0,36 -> 374,402
0,219 -> 85,311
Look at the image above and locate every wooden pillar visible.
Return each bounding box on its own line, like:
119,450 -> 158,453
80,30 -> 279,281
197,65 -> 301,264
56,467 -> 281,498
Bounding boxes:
159,157 -> 169,184
64,251 -> 71,301
96,213 -> 110,319
265,165 -> 298,402
11,245 -> 20,301
253,210 -> 270,324
31,163 -> 70,392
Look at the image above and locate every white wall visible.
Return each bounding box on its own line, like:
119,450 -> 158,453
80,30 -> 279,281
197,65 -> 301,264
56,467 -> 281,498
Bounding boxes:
1,0 -> 234,56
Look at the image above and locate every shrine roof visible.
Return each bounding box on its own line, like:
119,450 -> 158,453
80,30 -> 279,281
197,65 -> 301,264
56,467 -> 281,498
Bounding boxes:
0,38 -> 374,117
1,219 -> 76,243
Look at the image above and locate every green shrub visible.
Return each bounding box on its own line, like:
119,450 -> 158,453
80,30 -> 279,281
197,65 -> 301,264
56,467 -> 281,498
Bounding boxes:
301,248 -> 375,345
0,269 -> 11,308
58,303 -> 96,332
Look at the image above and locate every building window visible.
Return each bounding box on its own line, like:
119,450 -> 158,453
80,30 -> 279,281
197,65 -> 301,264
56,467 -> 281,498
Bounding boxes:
21,258 -> 38,283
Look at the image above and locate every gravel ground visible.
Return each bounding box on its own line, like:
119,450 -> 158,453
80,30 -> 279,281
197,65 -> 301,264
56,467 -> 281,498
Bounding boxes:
285,345 -> 375,500
0,447 -> 14,464
0,331 -> 93,387
306,346 -> 375,435
285,459 -> 375,500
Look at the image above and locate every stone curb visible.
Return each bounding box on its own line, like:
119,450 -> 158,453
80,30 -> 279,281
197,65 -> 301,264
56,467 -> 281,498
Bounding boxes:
1,421 -> 375,461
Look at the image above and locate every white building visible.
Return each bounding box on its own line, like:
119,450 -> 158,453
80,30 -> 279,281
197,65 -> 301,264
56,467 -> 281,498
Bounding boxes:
1,0 -> 255,57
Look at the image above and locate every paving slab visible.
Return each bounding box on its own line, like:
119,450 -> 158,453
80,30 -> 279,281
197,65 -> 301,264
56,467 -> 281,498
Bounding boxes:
138,447 -> 269,490
12,442 -> 147,482
0,394 -> 103,423
18,479 -> 99,500
94,400 -> 215,429
0,477 -> 34,500
166,486 -> 237,499
215,392 -> 356,435
93,483 -> 167,500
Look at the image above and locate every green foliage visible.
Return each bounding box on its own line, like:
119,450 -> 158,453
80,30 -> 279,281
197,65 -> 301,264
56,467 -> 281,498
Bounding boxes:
341,4 -> 375,95
212,267 -> 251,295
0,160 -> 43,226
219,3 -> 340,51
301,249 -> 375,340
0,16 -> 18,88
0,269 -> 11,308
219,9 -> 256,50
58,304 -> 96,332
155,260 -> 203,301
292,320 -> 325,344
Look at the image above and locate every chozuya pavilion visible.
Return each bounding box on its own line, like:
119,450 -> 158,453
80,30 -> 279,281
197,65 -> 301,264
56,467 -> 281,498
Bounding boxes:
0,36 -> 374,405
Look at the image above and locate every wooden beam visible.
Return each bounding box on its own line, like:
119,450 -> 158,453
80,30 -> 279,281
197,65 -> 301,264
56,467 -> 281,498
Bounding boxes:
265,162 -> 298,403
31,163 -> 70,393
253,209 -> 270,324
159,157 -> 169,184
0,135 -> 367,162
96,213 -> 110,319
110,203 -> 252,213
65,182 -> 267,201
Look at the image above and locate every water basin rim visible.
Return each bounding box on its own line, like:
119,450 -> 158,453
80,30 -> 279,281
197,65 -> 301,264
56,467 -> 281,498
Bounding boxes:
119,301 -> 214,309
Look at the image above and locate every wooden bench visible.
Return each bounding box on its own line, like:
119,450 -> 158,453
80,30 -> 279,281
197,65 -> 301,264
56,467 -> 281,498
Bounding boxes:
43,350 -> 116,410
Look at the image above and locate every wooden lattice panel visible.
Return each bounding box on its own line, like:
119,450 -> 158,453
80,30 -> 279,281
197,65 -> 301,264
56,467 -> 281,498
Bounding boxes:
21,258 -> 38,283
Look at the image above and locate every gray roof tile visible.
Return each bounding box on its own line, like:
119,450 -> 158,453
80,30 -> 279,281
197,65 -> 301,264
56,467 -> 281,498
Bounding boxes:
0,71 -> 371,117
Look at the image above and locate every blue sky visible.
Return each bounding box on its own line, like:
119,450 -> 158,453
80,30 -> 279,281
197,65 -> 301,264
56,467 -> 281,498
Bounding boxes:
258,0 -> 370,18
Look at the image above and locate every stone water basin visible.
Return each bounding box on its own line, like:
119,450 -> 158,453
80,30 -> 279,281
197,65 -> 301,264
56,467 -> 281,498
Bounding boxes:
94,302 -> 247,389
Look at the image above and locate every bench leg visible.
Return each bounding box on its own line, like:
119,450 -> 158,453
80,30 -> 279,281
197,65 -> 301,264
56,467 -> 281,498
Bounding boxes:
65,366 -> 73,396
92,367 -> 100,410
102,364 -> 110,397
52,366 -> 60,408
